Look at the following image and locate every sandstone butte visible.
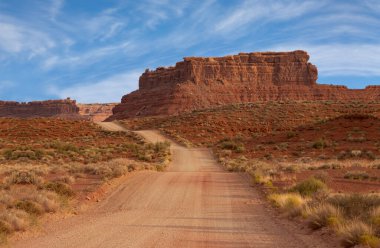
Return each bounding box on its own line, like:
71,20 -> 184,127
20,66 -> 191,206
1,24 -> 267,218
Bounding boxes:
0,99 -> 82,118
109,50 -> 380,120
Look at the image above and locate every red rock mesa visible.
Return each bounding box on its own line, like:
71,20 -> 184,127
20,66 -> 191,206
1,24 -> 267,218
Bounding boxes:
109,51 -> 380,120
0,99 -> 82,118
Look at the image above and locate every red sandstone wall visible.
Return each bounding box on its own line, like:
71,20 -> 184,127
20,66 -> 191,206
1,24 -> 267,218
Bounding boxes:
109,51 -> 380,120
0,99 -> 82,118
77,103 -> 117,122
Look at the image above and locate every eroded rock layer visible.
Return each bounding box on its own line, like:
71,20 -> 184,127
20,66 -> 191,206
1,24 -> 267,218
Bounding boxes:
0,99 -> 82,118
78,103 -> 117,122
110,51 -> 380,119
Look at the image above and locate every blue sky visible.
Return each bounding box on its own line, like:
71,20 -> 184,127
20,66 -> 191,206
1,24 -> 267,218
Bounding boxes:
0,0 -> 379,103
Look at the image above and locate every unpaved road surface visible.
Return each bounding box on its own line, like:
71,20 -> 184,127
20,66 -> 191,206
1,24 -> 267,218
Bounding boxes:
12,127 -> 331,248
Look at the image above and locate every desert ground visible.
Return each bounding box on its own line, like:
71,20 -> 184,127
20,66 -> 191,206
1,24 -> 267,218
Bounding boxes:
10,126 -> 335,248
1,102 -> 380,248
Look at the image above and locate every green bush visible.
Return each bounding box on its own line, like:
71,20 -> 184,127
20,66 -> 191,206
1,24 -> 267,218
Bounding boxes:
291,177 -> 327,196
219,139 -> 245,153
312,139 -> 328,149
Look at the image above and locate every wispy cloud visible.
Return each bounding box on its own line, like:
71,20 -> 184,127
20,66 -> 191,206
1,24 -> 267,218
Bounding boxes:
215,0 -> 324,34
1,0 -> 380,102
135,0 -> 190,29
48,71 -> 141,103
49,0 -> 64,21
42,41 -> 135,69
0,16 -> 55,57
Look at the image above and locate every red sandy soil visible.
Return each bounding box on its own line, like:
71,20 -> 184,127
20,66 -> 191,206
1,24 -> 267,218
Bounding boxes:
0,118 -> 145,164
119,102 -> 380,194
11,130 -> 338,248
120,101 -> 380,146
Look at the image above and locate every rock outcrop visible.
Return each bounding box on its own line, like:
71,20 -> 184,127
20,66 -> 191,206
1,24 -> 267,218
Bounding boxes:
78,103 -> 117,122
109,51 -> 380,119
0,99 -> 82,118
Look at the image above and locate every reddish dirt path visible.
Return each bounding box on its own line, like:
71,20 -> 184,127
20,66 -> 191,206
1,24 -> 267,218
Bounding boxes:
12,128 -> 332,248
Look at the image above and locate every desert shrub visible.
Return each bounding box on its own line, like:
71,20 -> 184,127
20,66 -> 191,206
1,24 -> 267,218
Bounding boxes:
317,164 -> 331,170
286,131 -> 297,139
283,165 -> 299,173
312,139 -> 328,149
219,138 -> 245,153
249,169 -> 271,185
0,220 -> 12,235
0,193 -> 13,208
328,194 -> 380,220
127,164 -> 136,172
344,171 -> 370,180
313,171 -> 331,184
291,177 -> 327,197
371,207 -> 380,232
268,193 -> 305,217
48,141 -> 79,153
44,182 -> 75,197
4,171 -> 43,185
27,190 -> 59,213
56,175 -> 76,184
305,203 -> 342,230
0,210 -> 28,234
15,200 -> 43,216
2,148 -> 44,160
152,141 -> 170,153
338,221 -> 378,248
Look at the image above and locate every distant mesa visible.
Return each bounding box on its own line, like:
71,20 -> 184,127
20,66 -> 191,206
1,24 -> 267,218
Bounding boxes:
108,50 -> 380,120
77,103 -> 117,122
0,98 -> 83,119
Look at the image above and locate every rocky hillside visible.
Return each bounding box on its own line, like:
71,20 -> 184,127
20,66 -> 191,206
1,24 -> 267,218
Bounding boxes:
109,50 -> 380,119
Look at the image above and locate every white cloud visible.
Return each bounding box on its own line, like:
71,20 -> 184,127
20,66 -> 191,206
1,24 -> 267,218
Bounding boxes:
49,0 -> 64,20
215,0 -> 324,34
269,43 -> 380,76
48,71 -> 141,103
42,41 -> 134,69
100,22 -> 125,41
0,17 -> 55,57
137,0 -> 190,29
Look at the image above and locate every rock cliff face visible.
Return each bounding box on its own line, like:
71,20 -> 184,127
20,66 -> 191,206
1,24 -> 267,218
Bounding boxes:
0,99 -> 82,118
109,51 -> 380,119
77,103 -> 117,122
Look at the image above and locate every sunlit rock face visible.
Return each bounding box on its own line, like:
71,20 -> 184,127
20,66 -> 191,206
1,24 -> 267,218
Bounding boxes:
110,51 -> 380,119
0,99 -> 82,119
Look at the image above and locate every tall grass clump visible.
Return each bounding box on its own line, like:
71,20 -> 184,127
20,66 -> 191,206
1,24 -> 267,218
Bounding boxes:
305,203 -> 342,230
338,221 -> 379,248
268,193 -> 305,217
291,177 -> 327,197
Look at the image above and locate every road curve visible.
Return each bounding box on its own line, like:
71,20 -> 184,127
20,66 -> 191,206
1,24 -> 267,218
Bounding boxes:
12,128 -> 330,248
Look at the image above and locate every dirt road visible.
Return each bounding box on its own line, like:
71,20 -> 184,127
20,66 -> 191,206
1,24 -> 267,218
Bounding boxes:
12,127 -> 331,248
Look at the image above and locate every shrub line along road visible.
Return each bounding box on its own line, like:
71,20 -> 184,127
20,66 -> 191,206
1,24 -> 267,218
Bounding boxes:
12,122 -> 330,248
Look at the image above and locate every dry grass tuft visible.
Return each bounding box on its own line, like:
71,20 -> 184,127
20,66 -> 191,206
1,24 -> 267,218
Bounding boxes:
291,177 -> 327,197
338,221 -> 379,248
268,193 -> 305,217
305,203 -> 342,230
